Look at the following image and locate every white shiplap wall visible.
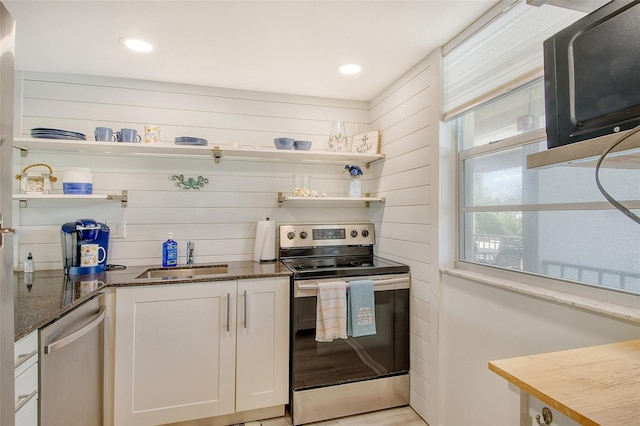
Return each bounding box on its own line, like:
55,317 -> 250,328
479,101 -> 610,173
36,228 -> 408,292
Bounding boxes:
368,51 -> 441,425
13,71 -> 373,270
14,64 -> 441,423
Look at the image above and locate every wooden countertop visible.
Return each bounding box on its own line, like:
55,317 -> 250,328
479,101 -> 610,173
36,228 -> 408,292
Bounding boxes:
489,339 -> 640,426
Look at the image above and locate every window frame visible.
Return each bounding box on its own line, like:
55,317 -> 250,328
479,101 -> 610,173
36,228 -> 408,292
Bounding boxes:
454,90 -> 640,298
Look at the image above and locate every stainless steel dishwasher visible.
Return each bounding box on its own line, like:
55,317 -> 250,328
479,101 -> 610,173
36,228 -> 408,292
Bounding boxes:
39,293 -> 105,426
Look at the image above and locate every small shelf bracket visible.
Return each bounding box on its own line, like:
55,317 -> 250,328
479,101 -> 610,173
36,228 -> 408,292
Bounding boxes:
365,154 -> 385,169
277,192 -> 286,206
212,146 -> 223,164
107,190 -> 129,208
12,144 -> 29,157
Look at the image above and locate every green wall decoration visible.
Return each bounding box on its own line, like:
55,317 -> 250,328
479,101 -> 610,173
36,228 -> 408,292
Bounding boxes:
171,174 -> 209,190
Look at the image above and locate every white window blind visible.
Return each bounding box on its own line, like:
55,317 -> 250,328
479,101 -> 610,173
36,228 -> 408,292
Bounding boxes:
442,1 -> 585,117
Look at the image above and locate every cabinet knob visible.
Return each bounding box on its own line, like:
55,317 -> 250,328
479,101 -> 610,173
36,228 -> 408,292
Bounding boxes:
536,407 -> 553,426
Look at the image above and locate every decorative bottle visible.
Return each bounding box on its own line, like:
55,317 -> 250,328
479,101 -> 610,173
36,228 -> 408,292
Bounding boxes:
24,252 -> 35,273
162,233 -> 178,267
328,121 -> 348,152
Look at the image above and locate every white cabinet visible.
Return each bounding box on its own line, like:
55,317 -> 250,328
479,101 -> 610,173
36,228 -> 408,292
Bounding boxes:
114,277 -> 289,426
114,280 -> 237,425
235,278 -> 289,412
14,331 -> 38,426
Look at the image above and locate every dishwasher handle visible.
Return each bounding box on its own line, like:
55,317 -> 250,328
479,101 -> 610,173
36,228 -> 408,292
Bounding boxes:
44,305 -> 106,354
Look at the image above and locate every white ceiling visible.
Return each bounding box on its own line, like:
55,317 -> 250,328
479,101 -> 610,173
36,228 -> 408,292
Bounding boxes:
3,0 -> 499,101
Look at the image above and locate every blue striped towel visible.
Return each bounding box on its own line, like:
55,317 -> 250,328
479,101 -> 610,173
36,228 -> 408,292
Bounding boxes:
347,280 -> 376,337
315,281 -> 348,342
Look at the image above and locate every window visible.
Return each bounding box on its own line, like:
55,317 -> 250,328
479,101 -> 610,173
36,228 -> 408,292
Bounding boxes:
451,79 -> 640,294
445,2 -> 640,295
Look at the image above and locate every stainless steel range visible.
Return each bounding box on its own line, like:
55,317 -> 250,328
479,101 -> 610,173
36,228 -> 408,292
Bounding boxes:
279,223 -> 410,426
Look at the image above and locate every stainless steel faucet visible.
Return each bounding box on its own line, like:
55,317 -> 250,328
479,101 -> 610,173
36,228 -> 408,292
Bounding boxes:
187,241 -> 195,265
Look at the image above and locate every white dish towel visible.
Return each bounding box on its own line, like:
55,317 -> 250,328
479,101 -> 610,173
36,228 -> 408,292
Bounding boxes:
315,281 -> 348,342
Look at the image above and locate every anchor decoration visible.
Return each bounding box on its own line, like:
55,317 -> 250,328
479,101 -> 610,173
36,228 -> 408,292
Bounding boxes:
351,130 -> 380,154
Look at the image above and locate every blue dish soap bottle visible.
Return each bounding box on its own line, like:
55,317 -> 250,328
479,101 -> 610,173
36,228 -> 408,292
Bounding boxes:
162,233 -> 178,267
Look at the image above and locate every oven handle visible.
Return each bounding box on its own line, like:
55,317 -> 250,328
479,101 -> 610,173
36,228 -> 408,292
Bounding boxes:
297,277 -> 408,290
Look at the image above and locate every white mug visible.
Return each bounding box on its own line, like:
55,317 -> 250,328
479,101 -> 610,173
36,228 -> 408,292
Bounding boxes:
80,244 -> 106,266
144,124 -> 162,144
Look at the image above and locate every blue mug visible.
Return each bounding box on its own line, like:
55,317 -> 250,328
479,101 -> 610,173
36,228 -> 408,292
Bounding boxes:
94,127 -> 116,142
116,128 -> 141,143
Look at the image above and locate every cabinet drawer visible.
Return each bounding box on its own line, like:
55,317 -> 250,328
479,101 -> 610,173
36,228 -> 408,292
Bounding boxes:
15,362 -> 38,412
14,331 -> 38,378
528,396 -> 580,426
15,393 -> 38,426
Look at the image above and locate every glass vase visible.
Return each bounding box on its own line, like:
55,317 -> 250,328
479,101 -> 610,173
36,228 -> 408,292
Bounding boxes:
348,177 -> 361,197
328,121 -> 348,152
292,174 -> 311,196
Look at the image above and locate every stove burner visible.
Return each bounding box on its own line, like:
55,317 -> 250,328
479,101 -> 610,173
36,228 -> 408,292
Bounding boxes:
283,256 -> 378,271
295,262 -> 337,270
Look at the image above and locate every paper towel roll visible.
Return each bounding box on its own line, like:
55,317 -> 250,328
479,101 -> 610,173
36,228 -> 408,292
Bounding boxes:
254,218 -> 276,263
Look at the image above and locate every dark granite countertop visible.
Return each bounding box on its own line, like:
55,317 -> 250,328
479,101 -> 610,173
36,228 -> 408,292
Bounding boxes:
14,260 -> 292,341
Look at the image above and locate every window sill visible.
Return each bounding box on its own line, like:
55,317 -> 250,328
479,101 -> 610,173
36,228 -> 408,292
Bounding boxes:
440,266 -> 640,325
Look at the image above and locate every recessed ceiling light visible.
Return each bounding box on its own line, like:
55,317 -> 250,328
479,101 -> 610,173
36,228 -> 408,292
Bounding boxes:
339,64 -> 361,75
121,38 -> 153,53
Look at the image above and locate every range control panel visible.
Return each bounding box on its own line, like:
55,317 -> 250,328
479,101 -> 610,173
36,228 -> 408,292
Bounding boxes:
279,223 -> 375,248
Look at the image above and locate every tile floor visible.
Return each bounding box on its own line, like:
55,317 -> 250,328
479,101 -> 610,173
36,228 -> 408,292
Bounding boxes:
250,406 -> 428,426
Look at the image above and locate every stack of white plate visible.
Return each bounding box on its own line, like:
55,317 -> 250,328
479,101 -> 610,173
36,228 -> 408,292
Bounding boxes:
31,128 -> 86,140
174,137 -> 208,146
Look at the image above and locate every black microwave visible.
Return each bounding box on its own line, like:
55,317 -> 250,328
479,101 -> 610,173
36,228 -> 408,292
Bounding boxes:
543,0 -> 640,149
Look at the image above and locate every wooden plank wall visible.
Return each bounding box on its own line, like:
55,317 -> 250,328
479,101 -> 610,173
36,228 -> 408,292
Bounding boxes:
14,64 -> 441,424
13,71 -> 372,269
368,51 -> 441,424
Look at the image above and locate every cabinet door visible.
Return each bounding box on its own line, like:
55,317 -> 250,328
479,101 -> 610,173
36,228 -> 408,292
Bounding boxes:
15,394 -> 38,426
114,281 -> 237,426
14,331 -> 38,426
236,277 -> 289,412
14,362 -> 38,426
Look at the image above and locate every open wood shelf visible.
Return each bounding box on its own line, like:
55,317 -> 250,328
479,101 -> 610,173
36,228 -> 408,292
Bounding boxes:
12,191 -> 128,207
13,137 -> 384,166
277,192 -> 385,207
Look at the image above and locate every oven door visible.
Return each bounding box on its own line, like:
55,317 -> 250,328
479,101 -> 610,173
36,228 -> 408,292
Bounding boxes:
291,274 -> 410,392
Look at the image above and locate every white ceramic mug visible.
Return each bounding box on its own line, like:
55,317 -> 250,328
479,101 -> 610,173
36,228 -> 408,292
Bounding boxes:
144,124 -> 162,144
80,244 -> 106,266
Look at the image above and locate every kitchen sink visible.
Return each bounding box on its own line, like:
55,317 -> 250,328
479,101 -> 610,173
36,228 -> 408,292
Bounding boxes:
136,264 -> 229,280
